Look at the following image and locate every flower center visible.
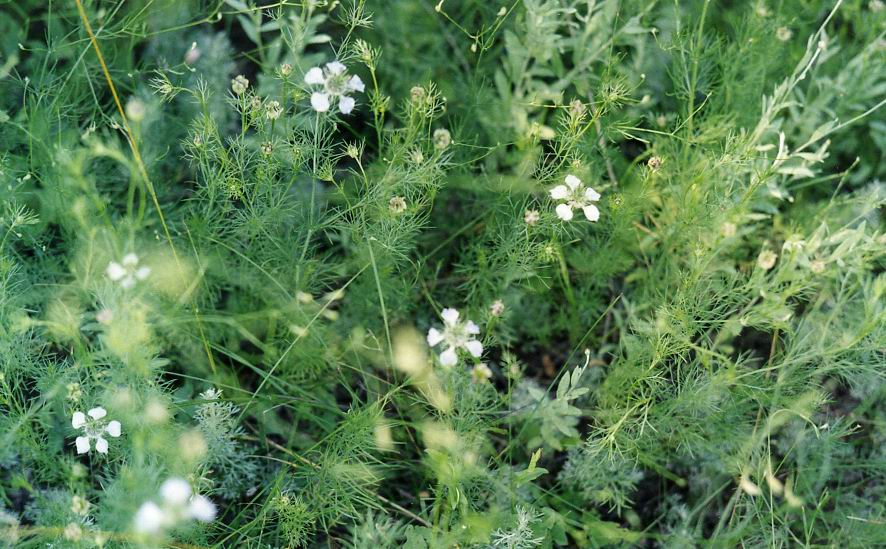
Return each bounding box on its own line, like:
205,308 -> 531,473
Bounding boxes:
567,187 -> 587,207
324,72 -> 350,96
444,324 -> 470,347
83,420 -> 105,438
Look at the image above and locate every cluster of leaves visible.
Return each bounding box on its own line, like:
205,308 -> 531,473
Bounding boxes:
0,0 -> 883,547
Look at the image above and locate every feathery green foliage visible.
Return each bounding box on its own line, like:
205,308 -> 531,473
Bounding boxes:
0,0 -> 884,547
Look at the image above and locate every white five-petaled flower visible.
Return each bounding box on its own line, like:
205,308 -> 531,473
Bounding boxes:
265,100 -> 282,120
106,253 -> 150,289
134,477 -> 216,535
72,407 -> 121,455
426,308 -> 483,367
303,61 -> 365,114
550,175 -> 601,222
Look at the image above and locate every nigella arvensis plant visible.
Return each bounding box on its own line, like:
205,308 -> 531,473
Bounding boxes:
72,407 -> 121,454
550,174 -> 601,222
303,61 -> 365,114
106,253 -> 150,289
426,308 -> 483,367
134,477 -> 216,535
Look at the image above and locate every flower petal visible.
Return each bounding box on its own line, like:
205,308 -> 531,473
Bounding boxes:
582,204 -> 600,222
555,203 -> 574,221
95,437 -> 109,454
106,262 -> 126,281
339,95 -> 356,115
72,411 -> 86,429
427,327 -> 444,347
347,75 -> 365,93
122,253 -> 139,266
134,502 -> 165,534
464,339 -> 483,358
440,308 -> 460,325
135,266 -> 151,280
160,478 -> 192,505
439,347 -> 458,367
188,495 -> 217,522
88,407 -> 107,420
584,187 -> 601,201
106,420 -> 122,437
325,61 -> 346,75
549,185 -> 569,200
304,67 -> 325,85
75,436 -> 90,454
464,320 -> 480,335
565,174 -> 581,189
120,276 -> 136,290
310,92 -> 330,112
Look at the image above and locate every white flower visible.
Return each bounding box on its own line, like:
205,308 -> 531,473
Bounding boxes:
523,209 -> 540,225
489,299 -> 505,317
426,308 -> 483,367
265,100 -> 282,120
187,494 -> 217,521
71,407 -> 121,455
231,75 -> 249,95
160,478 -> 192,505
303,61 -> 364,114
134,477 -> 216,535
134,501 -> 165,535
106,253 -> 150,289
550,175 -> 601,222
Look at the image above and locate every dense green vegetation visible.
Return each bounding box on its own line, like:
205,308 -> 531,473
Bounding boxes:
0,0 -> 883,546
